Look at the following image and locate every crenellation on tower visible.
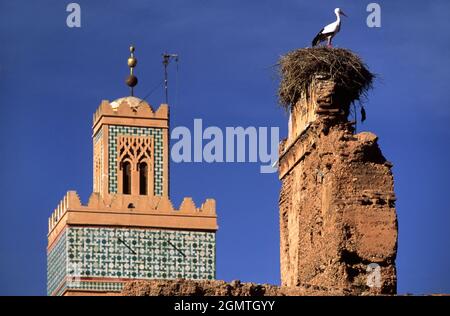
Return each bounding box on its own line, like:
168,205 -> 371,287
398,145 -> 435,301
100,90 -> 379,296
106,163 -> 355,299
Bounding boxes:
47,192 -> 217,251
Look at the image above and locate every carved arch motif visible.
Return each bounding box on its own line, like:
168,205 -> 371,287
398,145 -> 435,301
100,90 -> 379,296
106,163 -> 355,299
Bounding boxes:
117,135 -> 154,195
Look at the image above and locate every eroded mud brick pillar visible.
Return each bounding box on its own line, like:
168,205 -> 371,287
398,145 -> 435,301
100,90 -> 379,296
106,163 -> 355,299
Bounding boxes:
278,71 -> 398,294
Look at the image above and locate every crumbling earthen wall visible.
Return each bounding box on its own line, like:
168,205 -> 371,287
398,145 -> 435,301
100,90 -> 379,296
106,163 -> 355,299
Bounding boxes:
121,279 -> 349,296
278,76 -> 398,294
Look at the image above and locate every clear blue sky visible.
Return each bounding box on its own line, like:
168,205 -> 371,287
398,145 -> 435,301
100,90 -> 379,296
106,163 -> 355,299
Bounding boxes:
1,0 -> 449,295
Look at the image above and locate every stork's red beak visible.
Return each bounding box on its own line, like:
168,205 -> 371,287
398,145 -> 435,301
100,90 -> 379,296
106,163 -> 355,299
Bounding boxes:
340,11 -> 348,17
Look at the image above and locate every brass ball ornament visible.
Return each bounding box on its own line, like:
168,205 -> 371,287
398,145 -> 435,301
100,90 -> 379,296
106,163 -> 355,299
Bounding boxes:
128,57 -> 137,68
126,74 -> 138,87
128,45 -> 137,67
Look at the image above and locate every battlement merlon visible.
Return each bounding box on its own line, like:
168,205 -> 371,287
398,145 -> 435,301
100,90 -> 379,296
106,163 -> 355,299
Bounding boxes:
48,191 -> 218,249
92,99 -> 169,136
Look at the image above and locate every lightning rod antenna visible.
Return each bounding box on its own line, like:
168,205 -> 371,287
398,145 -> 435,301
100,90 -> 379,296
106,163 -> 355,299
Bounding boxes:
162,53 -> 179,104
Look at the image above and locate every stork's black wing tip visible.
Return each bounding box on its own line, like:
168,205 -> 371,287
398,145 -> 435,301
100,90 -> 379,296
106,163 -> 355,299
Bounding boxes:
312,28 -> 325,47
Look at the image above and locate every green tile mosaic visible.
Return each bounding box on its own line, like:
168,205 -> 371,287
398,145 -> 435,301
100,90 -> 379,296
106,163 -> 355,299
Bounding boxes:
51,281 -> 123,296
108,126 -> 163,195
69,281 -> 124,292
47,231 -> 67,296
67,227 -> 215,280
47,227 -> 216,295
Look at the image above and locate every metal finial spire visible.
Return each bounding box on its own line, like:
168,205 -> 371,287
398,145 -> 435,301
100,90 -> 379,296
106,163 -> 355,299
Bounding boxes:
126,45 -> 138,96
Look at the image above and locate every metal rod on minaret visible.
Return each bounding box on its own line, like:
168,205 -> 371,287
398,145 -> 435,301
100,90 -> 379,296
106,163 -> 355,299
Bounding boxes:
162,53 -> 178,104
126,45 -> 138,96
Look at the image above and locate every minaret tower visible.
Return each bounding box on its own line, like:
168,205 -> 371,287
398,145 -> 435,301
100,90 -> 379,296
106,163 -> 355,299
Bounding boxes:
47,46 -> 218,296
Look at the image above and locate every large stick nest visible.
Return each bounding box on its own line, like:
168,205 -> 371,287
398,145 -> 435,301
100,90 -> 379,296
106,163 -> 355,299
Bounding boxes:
278,47 -> 374,109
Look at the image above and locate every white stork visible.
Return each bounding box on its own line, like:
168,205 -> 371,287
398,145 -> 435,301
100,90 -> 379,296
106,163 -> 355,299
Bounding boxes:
312,8 -> 347,47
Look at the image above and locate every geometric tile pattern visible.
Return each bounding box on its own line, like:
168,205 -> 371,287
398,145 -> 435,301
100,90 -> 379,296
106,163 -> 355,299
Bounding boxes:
47,227 -> 216,295
54,284 -> 68,297
69,281 -> 124,293
51,281 -> 123,296
47,230 -> 67,296
108,126 -> 163,195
